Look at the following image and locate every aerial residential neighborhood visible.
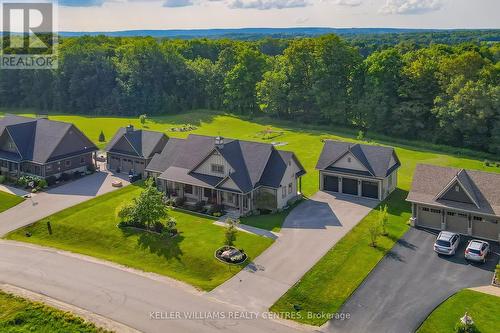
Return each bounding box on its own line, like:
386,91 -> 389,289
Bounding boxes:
0,1 -> 499,333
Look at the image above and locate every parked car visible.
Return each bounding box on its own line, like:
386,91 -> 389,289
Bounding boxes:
465,239 -> 490,263
434,231 -> 460,255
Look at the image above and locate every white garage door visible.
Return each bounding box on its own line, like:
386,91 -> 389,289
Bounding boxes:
473,217 -> 499,241
446,211 -> 468,234
418,206 -> 441,230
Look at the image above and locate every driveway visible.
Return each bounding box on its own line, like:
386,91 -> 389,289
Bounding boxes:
0,241 -> 302,333
325,228 -> 499,333
209,191 -> 378,312
0,170 -> 130,236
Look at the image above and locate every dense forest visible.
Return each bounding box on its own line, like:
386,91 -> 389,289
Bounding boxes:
0,34 -> 498,154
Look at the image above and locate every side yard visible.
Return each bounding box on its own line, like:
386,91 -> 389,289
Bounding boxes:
5,184 -> 273,291
0,291 -> 108,333
270,189 -> 410,325
0,191 -> 24,213
417,289 -> 500,333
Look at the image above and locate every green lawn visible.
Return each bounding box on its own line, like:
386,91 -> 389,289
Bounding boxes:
0,291 -> 108,333
417,289 -> 500,333
0,191 -> 24,213
6,184 -> 273,291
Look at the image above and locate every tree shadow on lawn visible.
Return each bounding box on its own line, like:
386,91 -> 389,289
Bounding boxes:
121,228 -> 184,261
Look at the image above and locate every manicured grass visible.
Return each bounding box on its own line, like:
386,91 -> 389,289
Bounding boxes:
0,191 -> 24,213
417,289 -> 500,333
270,189 -> 411,325
240,200 -> 303,232
5,184 -> 273,291
0,291 -> 108,333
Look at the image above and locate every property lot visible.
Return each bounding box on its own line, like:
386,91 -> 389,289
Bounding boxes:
326,227 -> 499,333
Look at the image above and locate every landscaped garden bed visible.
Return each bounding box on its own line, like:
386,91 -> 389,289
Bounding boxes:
215,246 -> 247,265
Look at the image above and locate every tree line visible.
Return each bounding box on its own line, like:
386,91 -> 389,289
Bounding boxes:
0,35 -> 498,154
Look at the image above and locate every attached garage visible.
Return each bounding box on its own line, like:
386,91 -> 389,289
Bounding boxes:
323,175 -> 339,192
342,178 -> 358,196
362,180 -> 379,199
418,206 -> 442,230
122,158 -> 134,173
109,155 -> 120,170
472,218 -> 499,241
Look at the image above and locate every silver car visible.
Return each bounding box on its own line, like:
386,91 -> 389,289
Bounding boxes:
465,240 -> 490,263
434,231 -> 460,255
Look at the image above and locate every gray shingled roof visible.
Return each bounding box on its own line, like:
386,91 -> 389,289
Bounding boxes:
106,126 -> 168,159
315,140 -> 400,178
0,115 -> 97,163
407,164 -> 500,216
146,134 -> 305,193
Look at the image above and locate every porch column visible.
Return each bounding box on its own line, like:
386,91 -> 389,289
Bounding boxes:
17,163 -> 20,177
198,187 -> 202,201
339,177 -> 343,193
357,180 -> 362,197
216,191 -> 221,205
299,177 -> 302,194
239,194 -> 243,214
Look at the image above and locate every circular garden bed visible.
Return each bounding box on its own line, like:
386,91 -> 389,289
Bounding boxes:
215,246 -> 247,265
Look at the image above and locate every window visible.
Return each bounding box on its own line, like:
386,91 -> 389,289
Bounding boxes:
282,186 -> 286,198
458,213 -> 468,218
211,164 -> 224,174
288,183 -> 293,194
473,216 -> 483,221
430,209 -> 441,214
455,185 -> 460,192
347,157 -> 352,163
422,207 -> 429,212
204,188 -> 213,198
447,212 -> 455,216
65,160 -> 71,167
46,165 -> 52,171
80,157 -> 86,164
184,184 -> 193,194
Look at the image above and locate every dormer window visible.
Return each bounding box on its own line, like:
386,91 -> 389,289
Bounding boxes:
211,164 -> 224,174
455,185 -> 460,192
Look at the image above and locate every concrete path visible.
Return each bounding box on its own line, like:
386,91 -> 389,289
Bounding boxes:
0,170 -> 130,236
0,241 -> 303,333
208,191 -> 377,312
0,184 -> 30,196
213,220 -> 279,240
469,285 -> 500,297
325,228 -> 499,333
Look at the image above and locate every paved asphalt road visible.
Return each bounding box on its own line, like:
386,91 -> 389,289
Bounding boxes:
209,191 -> 377,312
0,170 -> 129,237
325,228 -> 499,333
0,241 -> 303,333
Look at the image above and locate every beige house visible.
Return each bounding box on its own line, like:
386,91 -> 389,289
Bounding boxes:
316,140 -> 400,200
146,134 -> 306,216
407,164 -> 500,242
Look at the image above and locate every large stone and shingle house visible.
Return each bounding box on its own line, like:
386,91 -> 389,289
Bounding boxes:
145,134 -> 306,215
0,115 -> 98,179
106,125 -> 169,176
316,140 -> 400,200
407,164 -> 500,242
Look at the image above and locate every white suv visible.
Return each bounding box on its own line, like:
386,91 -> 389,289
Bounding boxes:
465,240 -> 490,263
434,231 -> 460,255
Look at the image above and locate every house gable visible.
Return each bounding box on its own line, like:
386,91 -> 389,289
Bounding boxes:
436,179 -> 479,207
50,126 -> 96,159
0,130 -> 19,155
191,149 -> 233,178
217,177 -> 241,191
330,152 -> 369,173
111,136 -> 139,156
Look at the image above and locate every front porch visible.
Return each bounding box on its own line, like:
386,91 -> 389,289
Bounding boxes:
163,180 -> 253,215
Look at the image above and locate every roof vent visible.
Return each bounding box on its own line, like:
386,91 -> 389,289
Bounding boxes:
215,136 -> 224,149
126,125 -> 134,133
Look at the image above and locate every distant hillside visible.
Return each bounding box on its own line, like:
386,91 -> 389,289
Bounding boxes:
58,27 -> 500,40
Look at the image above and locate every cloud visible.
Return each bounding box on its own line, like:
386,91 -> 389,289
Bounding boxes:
59,0 -> 106,6
229,0 -> 309,10
333,0 -> 362,7
379,0 -> 443,15
163,0 -> 194,6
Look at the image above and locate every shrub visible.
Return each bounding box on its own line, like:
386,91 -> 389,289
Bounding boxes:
87,164 -> 96,173
173,197 -> 186,207
139,114 -> 147,124
207,204 -> 223,215
225,218 -> 239,246
153,221 -> 164,233
38,179 -> 48,188
484,159 -> 490,166
192,200 -> 204,212
98,130 -> 106,142
357,130 -> 365,141
213,212 -> 222,217
0,175 -> 5,184
454,321 -> 478,333
495,264 -> 500,284
496,162 -> 500,168
368,221 -> 381,247
46,175 -> 57,186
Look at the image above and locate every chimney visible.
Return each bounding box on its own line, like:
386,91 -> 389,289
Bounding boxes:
215,136 -> 224,149
126,124 -> 134,133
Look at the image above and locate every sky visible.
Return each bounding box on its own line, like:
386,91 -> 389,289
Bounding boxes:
54,0 -> 500,31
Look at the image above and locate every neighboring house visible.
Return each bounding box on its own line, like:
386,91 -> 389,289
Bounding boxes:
0,115 -> 98,179
145,134 -> 306,215
407,164 -> 500,242
316,140 -> 400,200
106,125 -> 168,176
